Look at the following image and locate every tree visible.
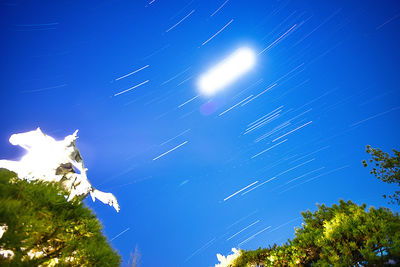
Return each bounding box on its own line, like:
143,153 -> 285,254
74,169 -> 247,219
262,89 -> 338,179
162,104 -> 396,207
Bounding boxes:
128,245 -> 141,267
0,168 -> 121,266
362,145 -> 400,205
231,200 -> 400,266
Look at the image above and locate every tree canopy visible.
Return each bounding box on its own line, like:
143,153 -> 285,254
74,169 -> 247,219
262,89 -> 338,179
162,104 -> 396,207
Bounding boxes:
232,200 -> 400,266
363,145 -> 400,205
0,168 -> 120,266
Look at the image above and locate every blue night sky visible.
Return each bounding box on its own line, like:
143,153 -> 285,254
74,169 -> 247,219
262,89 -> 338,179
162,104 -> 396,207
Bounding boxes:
1,0 -> 400,266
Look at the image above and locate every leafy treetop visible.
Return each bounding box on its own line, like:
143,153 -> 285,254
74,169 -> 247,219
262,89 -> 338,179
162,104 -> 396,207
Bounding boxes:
0,168 -> 121,266
232,200 -> 400,266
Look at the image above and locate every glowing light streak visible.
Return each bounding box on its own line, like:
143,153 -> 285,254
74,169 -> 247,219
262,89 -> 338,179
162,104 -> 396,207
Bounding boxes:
242,83 -> 277,105
210,0 -> 230,17
219,95 -> 253,116
166,9 -> 195,32
259,24 -> 297,55
153,141 -> 188,161
161,67 -> 191,85
226,210 -> 258,229
115,65 -> 149,81
272,121 -> 312,142
241,177 -> 276,195
185,238 -> 216,262
114,80 -> 149,96
227,220 -> 260,240
238,226 -> 271,246
244,114 -> 280,135
273,167 -> 325,191
178,95 -> 199,108
247,106 -> 283,127
274,158 -> 316,178
244,109 -> 282,134
350,106 -> 400,127
160,129 -> 191,146
255,122 -> 290,143
223,181 -> 258,201
251,139 -> 288,159
198,47 -> 256,96
201,19 -> 234,46
291,146 -> 330,163
110,228 -> 130,241
279,165 -> 350,194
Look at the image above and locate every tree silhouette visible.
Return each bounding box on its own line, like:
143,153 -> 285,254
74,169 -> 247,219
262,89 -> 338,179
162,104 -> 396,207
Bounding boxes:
363,145 -> 400,205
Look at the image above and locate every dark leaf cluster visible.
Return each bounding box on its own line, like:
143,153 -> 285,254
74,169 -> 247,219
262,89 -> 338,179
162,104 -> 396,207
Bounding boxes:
362,145 -> 400,205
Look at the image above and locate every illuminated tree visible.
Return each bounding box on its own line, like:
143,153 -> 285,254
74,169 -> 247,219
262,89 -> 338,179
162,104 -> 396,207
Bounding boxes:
362,145 -> 400,205
232,200 -> 400,266
0,169 -> 120,266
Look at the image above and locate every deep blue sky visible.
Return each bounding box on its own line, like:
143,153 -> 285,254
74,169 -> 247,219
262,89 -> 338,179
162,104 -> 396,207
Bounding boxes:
1,0 -> 400,266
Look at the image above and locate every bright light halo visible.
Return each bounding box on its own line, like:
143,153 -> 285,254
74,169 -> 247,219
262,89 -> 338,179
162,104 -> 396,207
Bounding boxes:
197,47 -> 256,96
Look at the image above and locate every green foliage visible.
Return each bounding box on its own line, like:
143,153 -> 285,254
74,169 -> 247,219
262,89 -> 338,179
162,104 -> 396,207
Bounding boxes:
0,168 -> 121,266
232,200 -> 400,266
362,145 -> 400,205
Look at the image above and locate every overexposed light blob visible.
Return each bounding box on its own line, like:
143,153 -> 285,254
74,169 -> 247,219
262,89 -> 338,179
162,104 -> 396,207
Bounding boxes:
0,224 -> 7,239
198,47 -> 256,96
0,128 -> 120,212
0,225 -> 14,259
215,248 -> 241,267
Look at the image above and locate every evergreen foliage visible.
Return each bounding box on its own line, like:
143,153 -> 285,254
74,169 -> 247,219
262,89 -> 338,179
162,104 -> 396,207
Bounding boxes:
0,168 -> 121,266
362,145 -> 400,205
232,200 -> 400,266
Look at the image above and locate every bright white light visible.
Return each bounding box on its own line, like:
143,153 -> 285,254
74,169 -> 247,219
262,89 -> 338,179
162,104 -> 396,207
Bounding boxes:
198,47 -> 256,96
215,248 -> 241,267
